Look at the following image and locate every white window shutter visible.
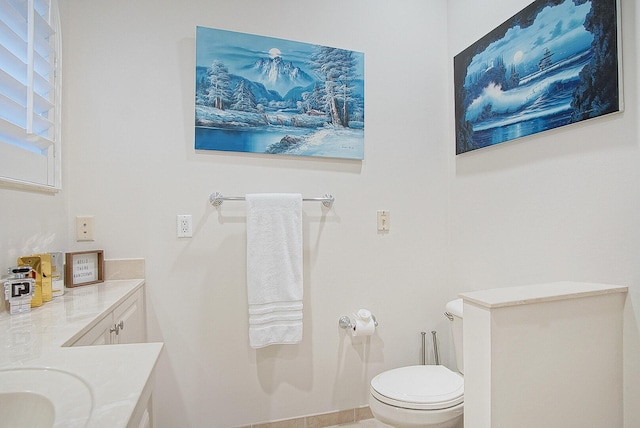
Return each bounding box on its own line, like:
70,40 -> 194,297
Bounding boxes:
0,0 -> 61,190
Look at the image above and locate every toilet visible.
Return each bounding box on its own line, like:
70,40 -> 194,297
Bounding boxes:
369,299 -> 464,428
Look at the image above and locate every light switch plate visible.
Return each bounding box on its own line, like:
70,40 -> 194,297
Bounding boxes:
377,210 -> 389,232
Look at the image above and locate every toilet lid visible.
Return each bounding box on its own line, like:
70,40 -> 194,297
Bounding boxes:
370,365 -> 464,410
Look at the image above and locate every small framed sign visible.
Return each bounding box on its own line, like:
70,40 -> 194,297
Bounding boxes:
65,250 -> 104,287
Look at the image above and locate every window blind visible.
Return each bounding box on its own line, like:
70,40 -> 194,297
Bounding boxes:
0,0 -> 61,190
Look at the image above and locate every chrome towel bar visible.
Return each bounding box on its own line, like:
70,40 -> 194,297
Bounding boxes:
209,192 -> 335,208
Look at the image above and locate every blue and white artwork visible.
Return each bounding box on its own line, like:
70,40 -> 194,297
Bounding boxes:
454,0 -> 621,155
195,27 -> 365,160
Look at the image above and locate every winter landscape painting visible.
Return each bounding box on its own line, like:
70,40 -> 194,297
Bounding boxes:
454,0 -> 621,155
195,27 -> 365,160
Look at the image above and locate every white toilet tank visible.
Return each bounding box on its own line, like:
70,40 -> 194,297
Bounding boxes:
445,299 -> 464,374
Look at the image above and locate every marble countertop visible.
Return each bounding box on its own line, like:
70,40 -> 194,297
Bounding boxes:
0,279 -> 163,427
460,281 -> 628,309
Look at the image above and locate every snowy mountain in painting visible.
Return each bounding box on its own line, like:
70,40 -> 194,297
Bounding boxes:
246,55 -> 315,95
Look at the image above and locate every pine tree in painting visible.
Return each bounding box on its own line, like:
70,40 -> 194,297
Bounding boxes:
300,83 -> 325,115
310,46 -> 359,127
206,60 -> 232,110
231,80 -> 258,112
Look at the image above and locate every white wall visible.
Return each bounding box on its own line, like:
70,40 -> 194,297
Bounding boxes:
0,190 -> 67,298
446,0 -> 640,427
57,1 -> 450,427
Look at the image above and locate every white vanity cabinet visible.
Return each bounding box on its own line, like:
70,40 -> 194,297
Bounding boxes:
68,284 -> 154,428
113,286 -> 146,344
71,287 -> 146,346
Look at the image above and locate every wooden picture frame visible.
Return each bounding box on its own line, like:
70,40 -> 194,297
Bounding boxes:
65,250 -> 104,287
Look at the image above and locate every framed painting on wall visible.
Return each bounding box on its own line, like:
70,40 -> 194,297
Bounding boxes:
454,0 -> 622,155
195,27 -> 365,160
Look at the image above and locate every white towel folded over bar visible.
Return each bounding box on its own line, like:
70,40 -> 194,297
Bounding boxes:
246,193 -> 303,348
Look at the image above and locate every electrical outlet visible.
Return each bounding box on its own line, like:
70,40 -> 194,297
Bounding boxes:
177,215 -> 193,238
76,216 -> 95,241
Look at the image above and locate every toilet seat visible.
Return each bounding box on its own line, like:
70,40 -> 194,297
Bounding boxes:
370,365 -> 464,410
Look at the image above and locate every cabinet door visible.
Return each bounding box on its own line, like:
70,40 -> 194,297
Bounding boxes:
72,313 -> 114,346
113,288 -> 145,344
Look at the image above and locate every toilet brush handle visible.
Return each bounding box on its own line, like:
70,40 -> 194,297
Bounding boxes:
432,331 -> 440,366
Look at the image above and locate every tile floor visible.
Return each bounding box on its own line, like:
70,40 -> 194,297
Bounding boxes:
328,419 -> 391,428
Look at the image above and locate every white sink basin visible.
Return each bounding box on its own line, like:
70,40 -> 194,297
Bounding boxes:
0,368 -> 93,428
0,391 -> 55,427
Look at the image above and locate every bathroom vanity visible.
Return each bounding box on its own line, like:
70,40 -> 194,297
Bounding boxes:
0,276 -> 162,427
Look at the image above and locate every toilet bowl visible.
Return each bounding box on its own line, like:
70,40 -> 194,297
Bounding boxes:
369,299 -> 464,428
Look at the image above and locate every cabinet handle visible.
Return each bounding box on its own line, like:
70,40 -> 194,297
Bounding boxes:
111,321 -> 125,335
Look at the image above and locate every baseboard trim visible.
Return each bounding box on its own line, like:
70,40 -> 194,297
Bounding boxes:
236,405 -> 374,428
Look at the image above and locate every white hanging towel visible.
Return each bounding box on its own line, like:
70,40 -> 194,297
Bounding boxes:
246,193 -> 303,348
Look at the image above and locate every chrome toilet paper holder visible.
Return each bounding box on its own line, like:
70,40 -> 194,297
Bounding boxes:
338,313 -> 378,330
